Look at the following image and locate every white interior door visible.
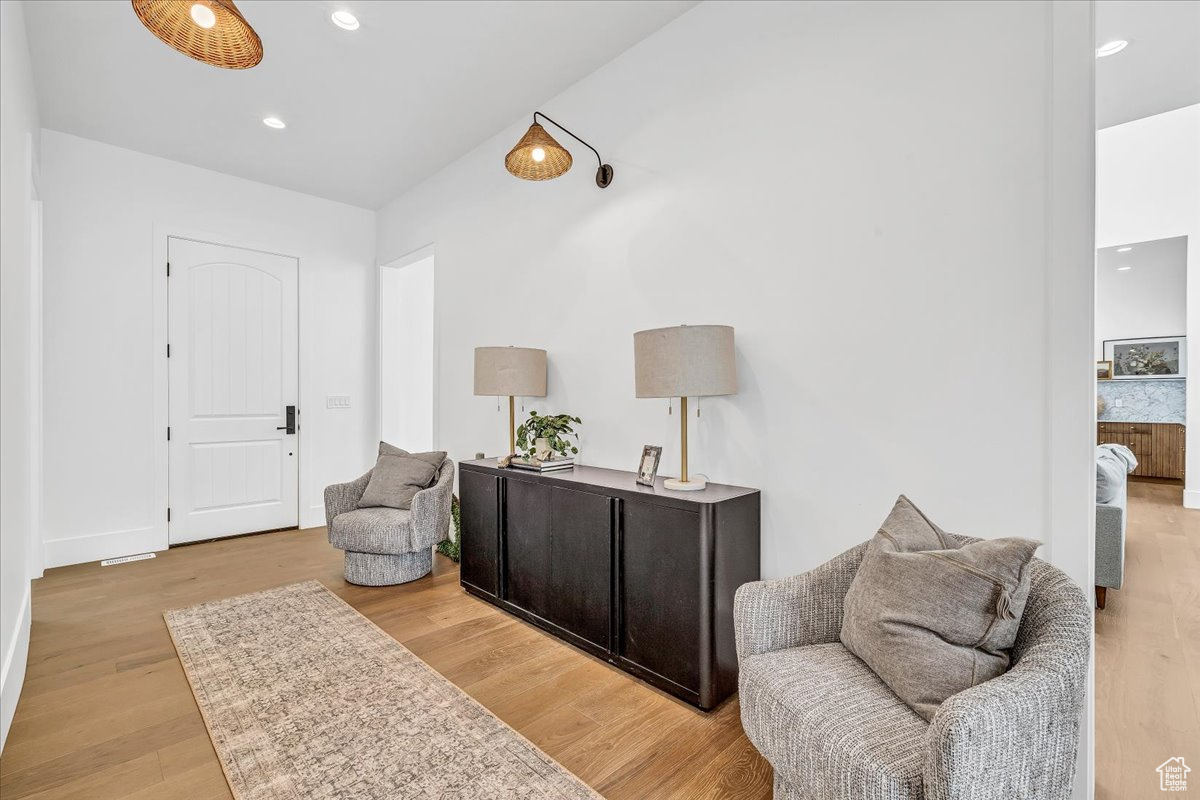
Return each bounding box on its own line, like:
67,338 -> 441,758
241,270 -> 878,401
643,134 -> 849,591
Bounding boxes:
168,237 -> 299,544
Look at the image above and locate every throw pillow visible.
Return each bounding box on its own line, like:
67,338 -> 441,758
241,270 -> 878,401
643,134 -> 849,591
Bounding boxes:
840,495 -> 1040,721
358,448 -> 446,510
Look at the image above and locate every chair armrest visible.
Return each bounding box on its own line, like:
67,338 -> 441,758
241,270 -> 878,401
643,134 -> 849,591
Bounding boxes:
410,459 -> 455,547
923,571 -> 1090,800
324,471 -> 371,529
1095,503 -> 1125,589
734,541 -> 867,660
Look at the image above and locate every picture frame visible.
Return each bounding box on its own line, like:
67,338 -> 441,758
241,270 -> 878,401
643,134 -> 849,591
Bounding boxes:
1103,336 -> 1186,380
636,445 -> 662,486
1096,360 -> 1113,381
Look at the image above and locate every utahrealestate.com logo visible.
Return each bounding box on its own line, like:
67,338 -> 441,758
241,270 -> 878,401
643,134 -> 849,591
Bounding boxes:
1158,757 -> 1191,792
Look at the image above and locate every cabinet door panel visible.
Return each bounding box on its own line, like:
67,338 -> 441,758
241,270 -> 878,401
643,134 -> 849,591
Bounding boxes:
504,478 -> 552,618
460,470 -> 498,596
620,501 -> 701,692
548,486 -> 612,648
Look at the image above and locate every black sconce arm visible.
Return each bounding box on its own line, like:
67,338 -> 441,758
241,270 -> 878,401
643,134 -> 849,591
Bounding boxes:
533,112 -> 614,188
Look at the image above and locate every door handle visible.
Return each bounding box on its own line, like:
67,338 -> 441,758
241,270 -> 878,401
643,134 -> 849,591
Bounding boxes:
276,405 -> 296,434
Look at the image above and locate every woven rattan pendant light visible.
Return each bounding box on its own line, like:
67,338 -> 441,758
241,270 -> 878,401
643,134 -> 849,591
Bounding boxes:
505,123 -> 573,181
132,0 -> 263,70
505,113 -> 614,188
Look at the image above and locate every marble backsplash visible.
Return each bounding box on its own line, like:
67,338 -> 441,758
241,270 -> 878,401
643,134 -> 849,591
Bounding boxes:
1097,378 -> 1185,423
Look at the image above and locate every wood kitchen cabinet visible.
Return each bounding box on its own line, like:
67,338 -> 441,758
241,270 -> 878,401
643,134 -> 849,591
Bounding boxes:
1097,421 -> 1185,479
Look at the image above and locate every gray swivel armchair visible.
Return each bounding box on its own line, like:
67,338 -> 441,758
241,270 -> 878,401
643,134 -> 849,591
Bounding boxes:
734,534 -> 1090,800
324,457 -> 455,585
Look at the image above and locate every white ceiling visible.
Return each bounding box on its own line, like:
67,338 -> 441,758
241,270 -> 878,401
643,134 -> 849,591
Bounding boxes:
23,0 -> 696,208
1096,0 -> 1200,129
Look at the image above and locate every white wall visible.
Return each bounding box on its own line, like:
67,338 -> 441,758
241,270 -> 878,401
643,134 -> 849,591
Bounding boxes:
377,5 -> 1097,789
380,254 -> 436,451
39,130 -> 378,566
0,0 -> 41,751
1096,236 -> 1187,357
378,0 -> 1094,571
1096,105 -> 1200,506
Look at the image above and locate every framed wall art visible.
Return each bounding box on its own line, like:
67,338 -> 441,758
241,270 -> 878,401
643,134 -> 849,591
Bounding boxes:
1103,336 -> 1186,379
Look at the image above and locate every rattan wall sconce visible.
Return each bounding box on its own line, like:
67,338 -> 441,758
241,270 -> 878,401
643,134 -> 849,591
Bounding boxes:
132,0 -> 263,70
505,112 -> 614,188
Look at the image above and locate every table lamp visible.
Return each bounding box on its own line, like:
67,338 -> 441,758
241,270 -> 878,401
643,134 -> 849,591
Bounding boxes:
633,325 -> 736,491
474,346 -> 547,455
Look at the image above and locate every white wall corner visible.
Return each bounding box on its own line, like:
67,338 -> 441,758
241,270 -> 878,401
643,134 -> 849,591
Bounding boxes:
1184,489 -> 1200,510
1047,2 -> 1096,799
304,504 -> 327,530
0,583 -> 31,753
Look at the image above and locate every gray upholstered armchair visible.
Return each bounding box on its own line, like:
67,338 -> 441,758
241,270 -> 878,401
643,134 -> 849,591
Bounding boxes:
734,534 -> 1090,800
324,457 -> 455,585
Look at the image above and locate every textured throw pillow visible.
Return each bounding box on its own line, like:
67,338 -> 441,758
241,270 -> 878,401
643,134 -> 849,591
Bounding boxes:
840,495 -> 1040,721
357,445 -> 446,510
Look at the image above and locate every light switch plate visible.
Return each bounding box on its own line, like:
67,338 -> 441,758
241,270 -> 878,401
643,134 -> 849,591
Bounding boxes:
1114,399 -> 1123,407
326,395 -> 351,409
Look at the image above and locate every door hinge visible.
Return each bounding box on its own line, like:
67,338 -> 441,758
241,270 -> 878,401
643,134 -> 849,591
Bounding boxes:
167,427 -> 171,441
166,343 -> 171,358
167,507 -> 171,522
166,261 -> 170,277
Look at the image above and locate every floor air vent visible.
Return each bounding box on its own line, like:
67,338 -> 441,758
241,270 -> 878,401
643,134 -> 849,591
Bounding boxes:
100,553 -> 156,567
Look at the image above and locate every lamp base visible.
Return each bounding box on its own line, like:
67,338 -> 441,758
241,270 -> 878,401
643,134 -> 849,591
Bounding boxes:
664,477 -> 707,492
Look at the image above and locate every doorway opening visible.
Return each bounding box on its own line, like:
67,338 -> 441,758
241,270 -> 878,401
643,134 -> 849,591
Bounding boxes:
379,251 -> 436,451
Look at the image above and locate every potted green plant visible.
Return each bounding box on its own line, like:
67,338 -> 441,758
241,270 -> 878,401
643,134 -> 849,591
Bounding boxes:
436,495 -> 462,562
515,411 -> 582,462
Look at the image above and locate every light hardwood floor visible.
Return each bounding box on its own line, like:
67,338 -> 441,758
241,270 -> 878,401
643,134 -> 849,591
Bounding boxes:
0,528 -> 771,799
1095,479 -> 1200,799
2,482 -> 1193,799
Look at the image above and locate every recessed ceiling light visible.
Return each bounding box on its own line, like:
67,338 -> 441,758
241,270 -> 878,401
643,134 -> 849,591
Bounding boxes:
1117,266 -> 1132,271
262,116 -> 286,129
331,10 -> 359,30
1117,246 -> 1133,252
190,2 -> 216,29
1096,40 -> 1128,58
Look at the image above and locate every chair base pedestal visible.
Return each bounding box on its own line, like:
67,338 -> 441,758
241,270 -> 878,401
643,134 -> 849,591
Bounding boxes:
344,548 -> 433,586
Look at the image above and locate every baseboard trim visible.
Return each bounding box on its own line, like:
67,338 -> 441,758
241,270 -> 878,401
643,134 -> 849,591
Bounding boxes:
44,525 -> 163,569
1,583 -> 31,753
1184,489 -> 1200,510
302,504 -> 325,530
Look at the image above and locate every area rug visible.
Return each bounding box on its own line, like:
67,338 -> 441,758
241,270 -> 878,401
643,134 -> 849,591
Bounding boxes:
164,580 -> 601,800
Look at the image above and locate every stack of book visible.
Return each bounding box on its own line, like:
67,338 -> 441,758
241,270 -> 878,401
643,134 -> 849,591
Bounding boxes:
508,456 -> 576,472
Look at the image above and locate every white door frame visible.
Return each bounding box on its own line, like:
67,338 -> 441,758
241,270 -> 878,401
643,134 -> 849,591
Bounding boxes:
153,224 -> 304,549
27,140 -> 43,580
377,243 -> 439,451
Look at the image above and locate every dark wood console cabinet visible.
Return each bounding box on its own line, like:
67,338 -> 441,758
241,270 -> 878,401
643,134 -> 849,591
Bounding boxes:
458,460 -> 761,710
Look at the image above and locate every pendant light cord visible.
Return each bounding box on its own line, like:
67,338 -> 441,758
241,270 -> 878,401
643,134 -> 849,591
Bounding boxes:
533,112 -> 604,169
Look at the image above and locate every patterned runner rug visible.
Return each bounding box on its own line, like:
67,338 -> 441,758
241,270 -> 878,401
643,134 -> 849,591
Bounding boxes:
165,580 -> 600,799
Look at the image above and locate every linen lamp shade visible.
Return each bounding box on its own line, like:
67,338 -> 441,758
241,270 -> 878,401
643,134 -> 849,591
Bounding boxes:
474,346 -> 547,456
634,325 -> 737,398
473,347 -> 547,397
633,325 -> 736,491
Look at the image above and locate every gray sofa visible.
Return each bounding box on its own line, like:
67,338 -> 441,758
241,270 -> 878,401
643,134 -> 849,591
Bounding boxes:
1095,444 -> 1136,609
324,457 -> 455,585
734,534 -> 1090,800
